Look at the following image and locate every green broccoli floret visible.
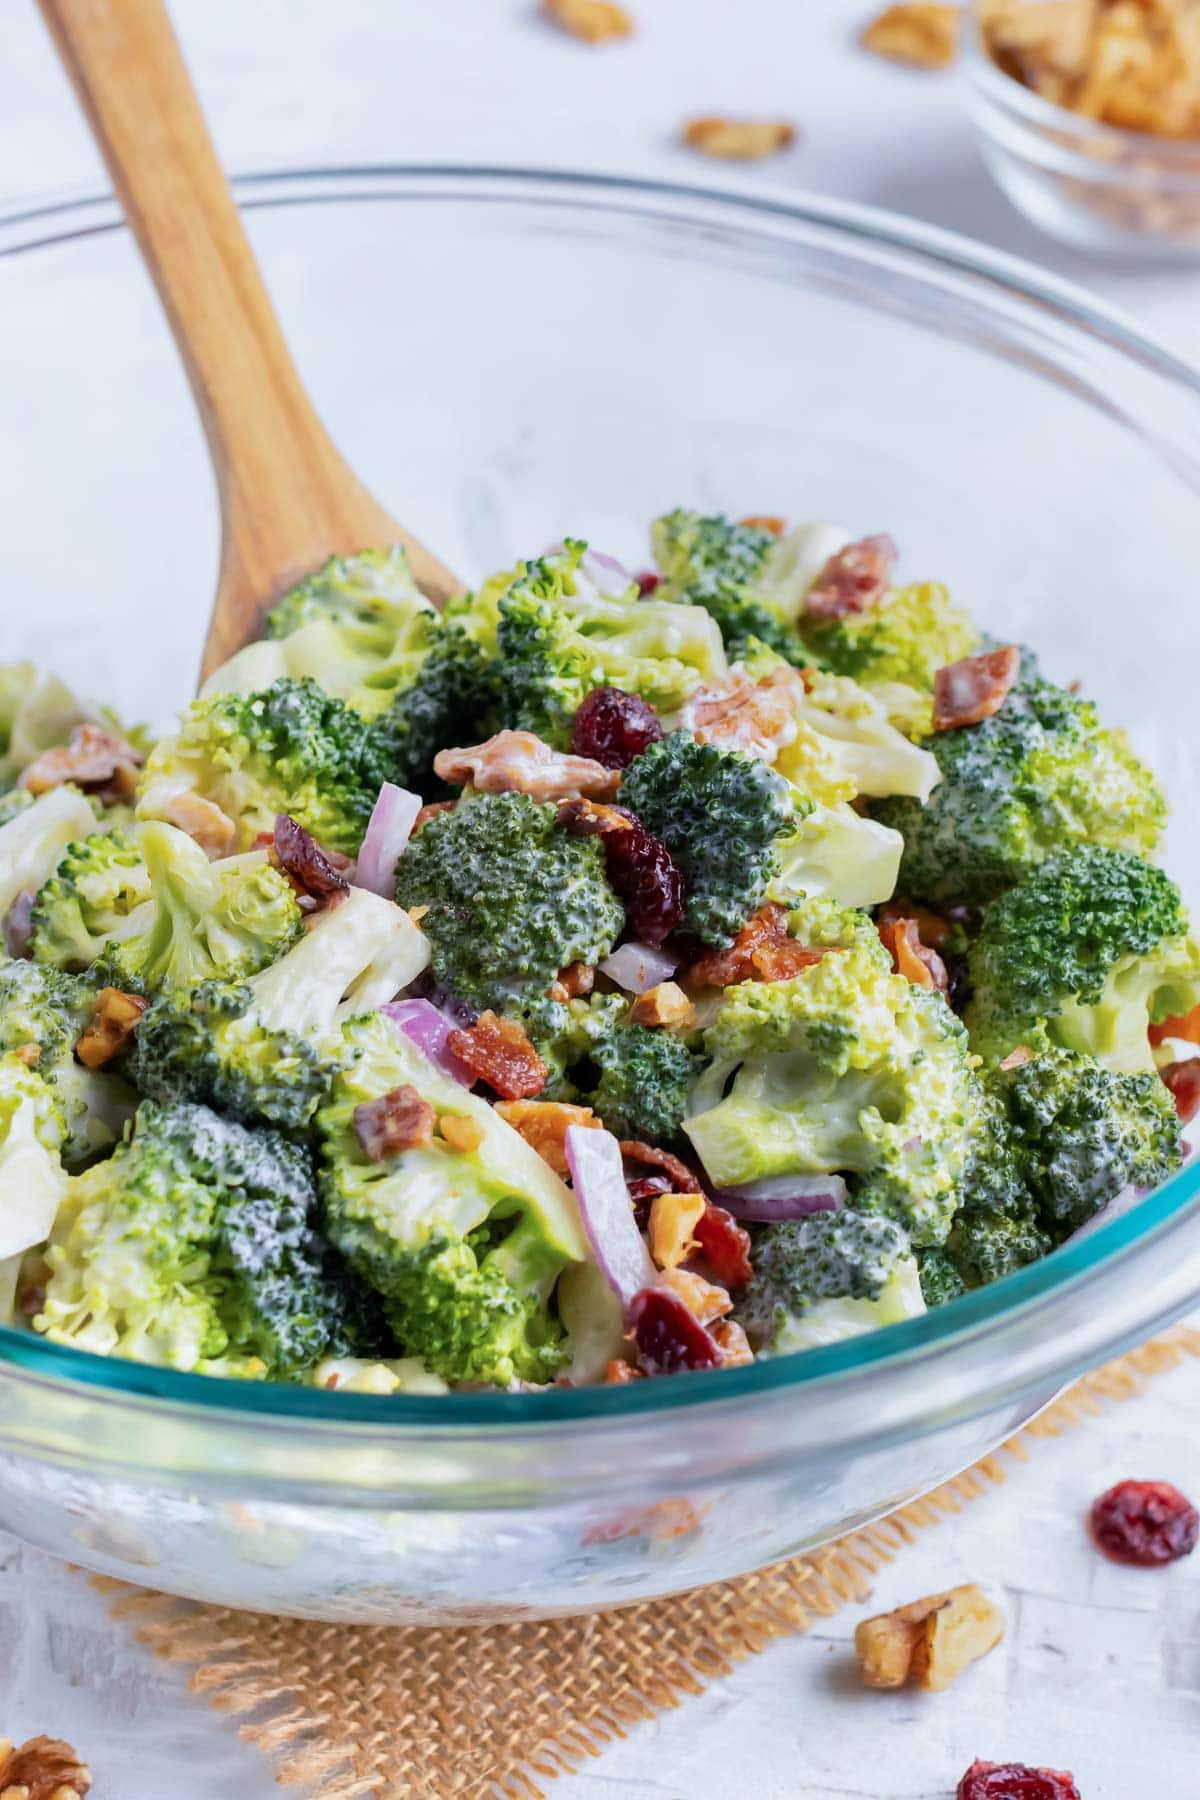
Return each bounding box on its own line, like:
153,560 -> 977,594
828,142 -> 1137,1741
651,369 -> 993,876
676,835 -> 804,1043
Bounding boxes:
650,510 -> 805,664
100,822 -> 302,995
0,1053 -> 70,1322
36,1099 -> 368,1378
495,540 -> 727,746
943,1209 -> 1052,1288
591,1022 -> 701,1146
0,960 -> 134,1168
772,665 -> 941,804
393,793 -> 623,1011
377,618 -> 503,795
0,785 -> 99,923
874,670 -> 1167,906
29,829 -> 152,972
736,1210 -> 925,1354
916,1248 -> 967,1307
130,886 -> 429,1128
965,846 -> 1200,1072
514,991 -> 627,1101
137,677 -> 397,856
317,1012 -> 588,1387
797,581 -> 979,692
684,936 -> 979,1246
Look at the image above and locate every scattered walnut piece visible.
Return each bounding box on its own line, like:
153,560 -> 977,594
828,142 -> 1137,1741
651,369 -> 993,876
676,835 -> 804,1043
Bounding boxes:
628,981 -> 696,1030
648,1190 -> 707,1271
658,1265 -> 733,1325
353,1085 -> 436,1160
739,514 -> 787,536
546,960 -> 596,1003
448,1011 -> 549,1100
682,116 -> 797,160
0,1735 -> 92,1800
161,790 -> 238,858
855,1584 -> 1005,1691
18,723 -> 143,801
75,986 -> 147,1070
439,1113 -> 485,1154
495,1099 -> 601,1174
679,666 -> 808,763
709,1317 -> 755,1366
861,3 -> 960,69
434,730 -> 620,803
542,0 -> 634,43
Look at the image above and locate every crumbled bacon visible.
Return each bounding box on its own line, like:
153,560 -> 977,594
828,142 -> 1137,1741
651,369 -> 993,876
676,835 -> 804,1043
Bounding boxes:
557,796 -> 633,838
687,903 -> 827,988
878,898 -> 954,952
933,646 -> 1021,731
739,514 -> 787,535
272,814 -> 351,905
75,986 -> 147,1070
805,534 -> 897,621
619,1139 -> 698,1193
18,722 -> 143,802
433,730 -> 620,803
879,915 -> 949,993
1150,1002 -> 1200,1048
694,1202 -> 754,1288
495,1099 -> 601,1174
1161,1058 -> 1200,1125
679,665 -> 806,763
448,1011 -> 549,1100
162,790 -> 238,858
353,1085 -> 436,1160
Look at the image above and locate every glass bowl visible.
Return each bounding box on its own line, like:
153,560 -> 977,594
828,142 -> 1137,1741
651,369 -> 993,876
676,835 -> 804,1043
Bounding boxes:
965,2 -> 1200,259
2,168 -> 1200,1624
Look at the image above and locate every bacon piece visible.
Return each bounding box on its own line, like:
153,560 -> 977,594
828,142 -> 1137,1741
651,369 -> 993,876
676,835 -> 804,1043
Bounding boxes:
1150,1003 -> 1200,1049
628,981 -> 695,1030
694,1202 -> 754,1288
353,1085 -> 436,1160
687,903 -> 828,988
679,666 -> 806,763
75,986 -> 148,1070
805,534 -> 897,622
1161,1059 -> 1200,1125
448,1011 -> 549,1100
933,646 -> 1021,732
18,722 -> 144,801
648,1191 -> 707,1271
433,730 -> 620,803
162,791 -> 238,858
739,514 -> 787,536
272,814 -> 351,905
619,1139 -> 697,1193
879,916 -> 949,994
495,1099 -> 600,1175
658,1266 -> 733,1325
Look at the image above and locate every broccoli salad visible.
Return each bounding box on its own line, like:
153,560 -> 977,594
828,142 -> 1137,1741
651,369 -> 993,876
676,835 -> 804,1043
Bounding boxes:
1,517 -> 1196,1393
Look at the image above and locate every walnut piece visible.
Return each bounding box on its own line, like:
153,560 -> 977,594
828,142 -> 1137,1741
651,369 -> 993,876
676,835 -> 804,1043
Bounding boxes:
861,3 -> 960,69
18,723 -> 143,802
682,116 -> 797,160
648,1190 -> 707,1271
628,981 -> 696,1030
161,790 -> 238,858
0,1734 -> 92,1800
709,1317 -> 755,1366
433,730 -> 620,802
855,1584 -> 1005,1690
542,0 -> 634,42
75,986 -> 148,1070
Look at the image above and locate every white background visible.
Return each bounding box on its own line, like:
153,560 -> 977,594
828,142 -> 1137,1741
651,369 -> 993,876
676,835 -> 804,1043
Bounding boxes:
1,4 -> 1199,1797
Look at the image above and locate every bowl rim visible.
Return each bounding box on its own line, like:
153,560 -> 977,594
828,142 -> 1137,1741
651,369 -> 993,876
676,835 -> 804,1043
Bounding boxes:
3,162 -> 1200,1432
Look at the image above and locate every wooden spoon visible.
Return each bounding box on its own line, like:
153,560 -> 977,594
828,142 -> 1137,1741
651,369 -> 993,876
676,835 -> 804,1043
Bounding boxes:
37,0 -> 462,684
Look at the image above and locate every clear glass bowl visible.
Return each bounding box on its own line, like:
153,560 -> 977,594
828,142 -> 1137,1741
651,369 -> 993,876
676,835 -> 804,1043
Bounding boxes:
965,3 -> 1200,259
2,167 -> 1200,1623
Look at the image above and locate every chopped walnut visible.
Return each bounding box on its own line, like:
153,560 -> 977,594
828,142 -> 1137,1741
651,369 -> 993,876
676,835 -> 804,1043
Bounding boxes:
161,790 -> 238,858
556,795 -> 634,838
687,903 -> 828,988
679,666 -> 807,763
439,1113 -> 485,1154
861,3 -> 960,68
648,1190 -> 707,1271
542,0 -> 634,42
448,1011 -> 549,1100
0,1735 -> 92,1800
433,730 -> 620,803
18,723 -> 143,802
682,116 -> 797,160
628,981 -> 696,1030
658,1265 -> 733,1325
11,1044 -> 41,1068
353,1085 -> 436,1160
878,915 -> 949,993
495,1099 -> 601,1174
709,1317 -> 754,1366
933,646 -> 1021,731
855,1584 -> 1005,1691
75,986 -> 147,1070
546,960 -> 596,1003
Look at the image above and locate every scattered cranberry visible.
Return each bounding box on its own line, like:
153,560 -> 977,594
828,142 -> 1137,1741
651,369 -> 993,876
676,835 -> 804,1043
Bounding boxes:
693,1202 -> 754,1289
571,686 -> 664,770
626,1286 -> 724,1374
273,814 -> 350,903
634,570 -> 661,597
601,818 -> 685,946
957,1762 -> 1080,1800
1089,1478 -> 1198,1567
1160,1058 -> 1200,1125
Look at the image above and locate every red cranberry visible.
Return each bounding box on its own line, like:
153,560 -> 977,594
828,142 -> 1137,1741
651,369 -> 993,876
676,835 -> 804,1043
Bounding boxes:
1160,1058 -> 1200,1125
626,1287 -> 724,1374
957,1763 -> 1080,1800
571,686 -> 664,771
634,570 -> 661,597
694,1203 -> 754,1289
1089,1478 -> 1199,1566
601,819 -> 685,946
273,814 -> 350,902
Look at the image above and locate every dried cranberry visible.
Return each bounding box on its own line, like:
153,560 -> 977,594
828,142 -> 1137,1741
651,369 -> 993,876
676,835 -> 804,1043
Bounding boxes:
625,1172 -> 671,1230
571,686 -> 664,771
273,814 -> 350,902
1089,1478 -> 1199,1566
1160,1059 -> 1200,1125
634,570 -> 660,597
957,1763 -> 1080,1800
626,1286 -> 724,1374
601,819 -> 685,945
694,1203 -> 754,1289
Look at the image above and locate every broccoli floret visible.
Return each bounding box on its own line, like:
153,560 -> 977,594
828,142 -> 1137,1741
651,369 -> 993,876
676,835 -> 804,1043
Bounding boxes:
772,666 -> 941,805
137,677 -> 397,856
621,734 -> 795,946
28,829 -> 152,972
495,541 -> 727,746
916,1247 -> 967,1307
684,936 -> 979,1246
514,990 -> 626,1101
0,785 -> 99,923
101,823 -> 302,995
378,619 -> 503,794
393,793 -> 623,1011
797,581 -> 980,692
874,671 -> 1167,906
36,1100 -> 366,1378
317,1012 -> 588,1387
0,960 -> 134,1168
0,1053 -> 70,1322
736,1210 -> 925,1354
943,1209 -> 1052,1287
591,1022 -> 701,1146
131,886 -> 429,1128
965,846 -> 1200,1072
650,510 -> 805,664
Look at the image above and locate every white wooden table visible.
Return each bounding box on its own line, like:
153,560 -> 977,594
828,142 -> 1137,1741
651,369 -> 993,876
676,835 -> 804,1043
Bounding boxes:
1,4 -> 1198,1795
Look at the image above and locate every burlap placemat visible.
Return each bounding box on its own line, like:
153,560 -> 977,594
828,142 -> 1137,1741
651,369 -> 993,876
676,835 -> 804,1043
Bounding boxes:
96,1325 -> 1200,1799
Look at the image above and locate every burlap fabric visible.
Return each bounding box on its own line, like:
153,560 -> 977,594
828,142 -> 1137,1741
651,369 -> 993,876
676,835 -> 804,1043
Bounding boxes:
95,1326 -> 1200,1799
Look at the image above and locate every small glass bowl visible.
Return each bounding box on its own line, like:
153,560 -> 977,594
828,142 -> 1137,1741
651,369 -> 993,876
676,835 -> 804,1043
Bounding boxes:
965,5 -> 1200,259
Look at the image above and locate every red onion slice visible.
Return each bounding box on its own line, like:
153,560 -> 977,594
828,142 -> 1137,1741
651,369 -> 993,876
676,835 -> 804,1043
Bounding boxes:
355,783 -> 422,898
565,1122 -> 656,1308
598,941 -> 680,995
707,1173 -> 847,1222
381,998 -> 472,1086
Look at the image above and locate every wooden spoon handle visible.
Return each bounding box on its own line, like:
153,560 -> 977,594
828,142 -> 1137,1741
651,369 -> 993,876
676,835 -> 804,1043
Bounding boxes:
37,0 -> 461,678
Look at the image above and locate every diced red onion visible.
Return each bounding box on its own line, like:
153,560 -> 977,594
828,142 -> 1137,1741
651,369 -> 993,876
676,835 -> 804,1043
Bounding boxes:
543,541 -> 633,596
354,784 -> 422,898
565,1123 -> 656,1309
598,941 -> 680,995
706,1173 -> 847,1222
381,999 -> 472,1086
